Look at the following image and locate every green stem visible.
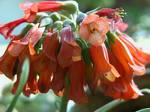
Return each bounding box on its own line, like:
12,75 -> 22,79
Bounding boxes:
60,76 -> 70,112
6,94 -> 20,112
6,58 -> 30,112
95,89 -> 150,112
60,90 -> 69,112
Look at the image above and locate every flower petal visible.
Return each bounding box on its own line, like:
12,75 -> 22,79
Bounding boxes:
43,32 -> 59,62
0,18 -> 26,39
68,61 -> 88,104
0,43 -> 18,79
119,33 -> 150,65
58,26 -> 81,68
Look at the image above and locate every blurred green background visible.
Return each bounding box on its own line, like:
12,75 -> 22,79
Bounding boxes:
0,0 -> 150,112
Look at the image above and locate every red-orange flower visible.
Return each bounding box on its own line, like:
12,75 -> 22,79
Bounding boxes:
118,32 -> 150,65
79,14 -> 109,46
0,18 -> 26,39
12,32 -> 60,95
102,50 -> 143,99
89,44 -> 120,87
43,32 -> 59,62
51,65 -> 66,94
68,60 -> 88,103
0,44 -> 18,79
20,1 -> 65,23
1,1 -> 150,103
0,1 -> 64,39
57,26 -> 81,68
13,24 -> 45,55
108,33 -> 145,76
96,8 -> 128,32
101,77 -> 142,100
99,31 -> 148,99
31,50 -> 57,93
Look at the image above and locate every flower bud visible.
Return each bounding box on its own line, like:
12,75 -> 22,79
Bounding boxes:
40,17 -> 53,27
53,21 -> 63,31
50,12 -> 61,22
61,1 -> 79,14
76,12 -> 87,25
63,19 -> 76,31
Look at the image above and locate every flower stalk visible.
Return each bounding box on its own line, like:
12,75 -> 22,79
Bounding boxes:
6,58 -> 30,112
60,76 -> 70,112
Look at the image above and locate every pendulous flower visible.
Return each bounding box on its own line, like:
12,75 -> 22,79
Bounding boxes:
79,14 -> 109,46
0,0 -> 150,104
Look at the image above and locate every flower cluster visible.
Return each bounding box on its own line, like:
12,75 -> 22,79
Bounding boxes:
0,1 -> 150,104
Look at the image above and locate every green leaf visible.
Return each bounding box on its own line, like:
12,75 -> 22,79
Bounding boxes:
95,100 -> 125,112
141,89 -> 150,94
136,108 -> 150,112
6,58 -> 30,112
95,89 -> 150,112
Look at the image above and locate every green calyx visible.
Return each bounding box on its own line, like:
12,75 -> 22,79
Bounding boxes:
33,12 -> 49,23
53,21 -> 63,31
61,1 -> 79,14
34,36 -> 45,54
50,12 -> 61,22
105,31 -> 117,49
76,12 -> 87,25
39,17 -> 53,27
63,19 -> 76,31
20,24 -> 34,37
76,38 -> 92,65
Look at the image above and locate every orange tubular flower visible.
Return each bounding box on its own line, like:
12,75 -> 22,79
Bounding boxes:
12,47 -> 39,96
108,32 -> 145,76
26,69 -> 38,94
0,18 -> 27,39
51,66 -> 66,95
0,1 -> 64,39
89,44 -> 120,85
20,1 -> 64,23
32,52 -> 57,93
101,50 -> 143,99
57,26 -> 81,68
0,44 -> 18,79
1,0 -> 150,104
0,35 -> 24,79
68,60 -> 88,104
12,69 -> 38,96
99,32 -> 148,99
8,39 -> 26,57
11,29 -> 59,96
13,24 -> 45,55
43,32 -> 59,62
118,32 -> 150,65
101,77 -> 142,100
79,14 -> 109,46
